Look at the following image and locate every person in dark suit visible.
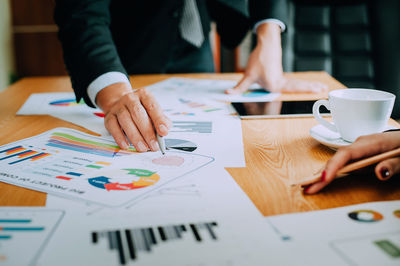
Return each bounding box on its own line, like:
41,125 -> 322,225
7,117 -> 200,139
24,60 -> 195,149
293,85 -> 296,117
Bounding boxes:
54,0 -> 326,152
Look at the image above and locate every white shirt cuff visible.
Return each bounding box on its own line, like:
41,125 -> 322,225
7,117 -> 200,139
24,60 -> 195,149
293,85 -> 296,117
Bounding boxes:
253,18 -> 286,33
87,72 -> 132,108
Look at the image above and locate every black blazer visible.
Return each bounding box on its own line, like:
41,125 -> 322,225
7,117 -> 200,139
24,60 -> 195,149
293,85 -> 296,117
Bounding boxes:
54,0 -> 287,107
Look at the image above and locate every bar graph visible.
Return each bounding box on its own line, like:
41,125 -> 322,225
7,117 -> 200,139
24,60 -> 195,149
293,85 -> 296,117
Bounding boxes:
0,145 -> 51,165
91,221 -> 218,265
0,209 -> 64,266
49,98 -> 84,106
171,121 -> 212,134
46,132 -> 136,157
179,98 -> 222,112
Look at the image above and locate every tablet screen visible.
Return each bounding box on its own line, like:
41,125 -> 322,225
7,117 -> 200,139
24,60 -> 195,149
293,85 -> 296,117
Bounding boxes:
231,101 -> 329,118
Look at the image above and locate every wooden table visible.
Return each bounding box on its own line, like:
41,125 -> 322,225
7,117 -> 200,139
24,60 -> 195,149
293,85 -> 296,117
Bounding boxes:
1,72 -> 399,216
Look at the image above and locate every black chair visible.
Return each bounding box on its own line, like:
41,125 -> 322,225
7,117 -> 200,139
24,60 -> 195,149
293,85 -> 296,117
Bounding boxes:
282,0 -> 400,118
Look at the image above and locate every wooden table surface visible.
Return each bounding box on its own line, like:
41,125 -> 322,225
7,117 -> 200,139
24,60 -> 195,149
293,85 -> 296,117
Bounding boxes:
1,72 -> 399,216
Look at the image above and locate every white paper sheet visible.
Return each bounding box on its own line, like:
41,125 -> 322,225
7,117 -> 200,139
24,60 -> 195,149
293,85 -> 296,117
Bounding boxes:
265,200 -> 400,266
0,208 -> 64,266
0,128 -> 214,207
17,92 -> 245,167
147,77 -> 281,102
39,167 -> 288,266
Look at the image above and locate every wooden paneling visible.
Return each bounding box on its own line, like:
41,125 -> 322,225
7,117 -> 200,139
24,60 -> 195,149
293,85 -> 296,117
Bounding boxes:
11,0 -> 66,76
11,0 -> 55,25
13,32 -> 66,76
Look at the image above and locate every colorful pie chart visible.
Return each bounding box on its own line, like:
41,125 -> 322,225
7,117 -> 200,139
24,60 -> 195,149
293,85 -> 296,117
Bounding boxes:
348,210 -> 383,222
88,169 -> 159,191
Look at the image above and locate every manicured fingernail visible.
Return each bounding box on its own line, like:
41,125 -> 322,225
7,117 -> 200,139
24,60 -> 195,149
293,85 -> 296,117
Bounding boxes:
380,168 -> 390,180
150,140 -> 159,151
137,141 -> 147,152
159,124 -> 167,134
321,171 -> 327,182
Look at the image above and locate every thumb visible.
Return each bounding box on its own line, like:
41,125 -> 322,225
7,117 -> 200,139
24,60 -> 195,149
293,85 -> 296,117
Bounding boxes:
225,75 -> 254,94
375,157 -> 400,181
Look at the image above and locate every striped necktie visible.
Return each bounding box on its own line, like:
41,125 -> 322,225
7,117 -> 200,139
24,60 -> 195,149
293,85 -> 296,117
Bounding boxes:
179,0 -> 205,48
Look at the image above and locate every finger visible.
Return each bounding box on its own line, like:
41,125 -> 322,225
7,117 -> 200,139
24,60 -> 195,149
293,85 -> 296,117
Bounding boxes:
104,113 -> 129,150
225,75 -> 254,94
139,89 -> 171,137
303,180 -> 329,194
115,106 -> 149,152
125,94 -> 159,151
375,157 -> 400,181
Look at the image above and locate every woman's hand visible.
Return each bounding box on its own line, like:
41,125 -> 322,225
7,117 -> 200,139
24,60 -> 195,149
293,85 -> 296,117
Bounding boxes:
304,131 -> 400,194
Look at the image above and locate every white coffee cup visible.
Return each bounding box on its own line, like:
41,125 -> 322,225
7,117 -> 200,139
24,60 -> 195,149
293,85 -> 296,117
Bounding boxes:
312,89 -> 396,142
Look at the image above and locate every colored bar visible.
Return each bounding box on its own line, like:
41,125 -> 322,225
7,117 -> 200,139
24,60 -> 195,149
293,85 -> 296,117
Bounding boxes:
47,141 -> 118,158
0,146 -> 25,155
375,240 -> 400,258
51,132 -> 134,151
0,219 -> 31,223
96,161 -> 111,166
17,150 -> 38,158
30,153 -> 51,161
56,176 -> 72,181
9,152 -> 49,165
50,135 -> 135,154
50,99 -> 75,104
66,172 -> 82,177
49,136 -> 134,156
0,150 -> 33,161
0,227 -> 45,231
0,235 -> 12,239
86,165 -> 102,169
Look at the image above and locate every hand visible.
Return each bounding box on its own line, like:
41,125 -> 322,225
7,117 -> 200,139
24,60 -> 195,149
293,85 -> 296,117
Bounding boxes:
96,82 -> 172,152
225,23 -> 327,94
304,131 -> 400,194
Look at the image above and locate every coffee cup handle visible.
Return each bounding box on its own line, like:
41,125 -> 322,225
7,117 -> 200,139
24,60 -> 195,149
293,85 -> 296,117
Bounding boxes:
312,100 -> 338,132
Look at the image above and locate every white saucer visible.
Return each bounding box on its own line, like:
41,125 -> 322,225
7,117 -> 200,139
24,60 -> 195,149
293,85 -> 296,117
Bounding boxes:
310,124 -> 398,150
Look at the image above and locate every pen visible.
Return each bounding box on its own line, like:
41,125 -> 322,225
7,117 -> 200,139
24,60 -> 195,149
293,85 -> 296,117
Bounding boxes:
292,147 -> 400,186
156,133 -> 166,155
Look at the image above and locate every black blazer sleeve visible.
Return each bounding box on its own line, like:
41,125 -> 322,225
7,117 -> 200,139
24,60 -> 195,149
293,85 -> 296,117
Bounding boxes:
54,0 -> 128,107
249,0 -> 288,29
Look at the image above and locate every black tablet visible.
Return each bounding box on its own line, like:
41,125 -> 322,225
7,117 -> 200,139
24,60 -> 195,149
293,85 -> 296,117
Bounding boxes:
231,101 -> 329,119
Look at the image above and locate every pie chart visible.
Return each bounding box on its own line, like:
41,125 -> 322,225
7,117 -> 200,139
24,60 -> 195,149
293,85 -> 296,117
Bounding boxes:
348,210 -> 383,222
165,138 -> 197,152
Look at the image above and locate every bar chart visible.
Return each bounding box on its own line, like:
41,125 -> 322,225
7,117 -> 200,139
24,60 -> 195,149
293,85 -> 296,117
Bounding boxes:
171,121 -> 212,134
91,221 -> 218,265
0,209 -> 64,266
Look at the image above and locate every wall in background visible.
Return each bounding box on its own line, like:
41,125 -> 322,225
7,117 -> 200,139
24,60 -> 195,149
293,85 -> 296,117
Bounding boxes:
0,0 -> 15,91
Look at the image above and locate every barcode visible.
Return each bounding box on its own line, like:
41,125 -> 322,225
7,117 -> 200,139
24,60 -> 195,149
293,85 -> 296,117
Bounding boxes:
91,221 -> 218,265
